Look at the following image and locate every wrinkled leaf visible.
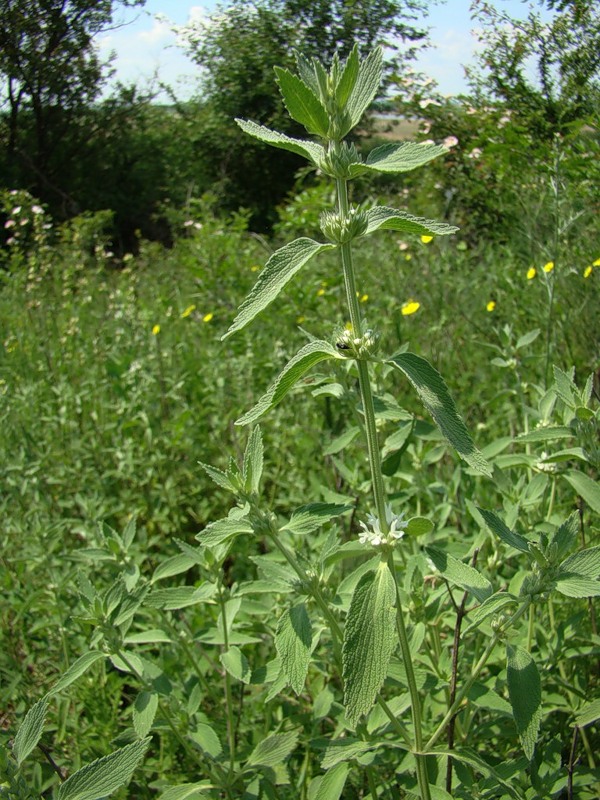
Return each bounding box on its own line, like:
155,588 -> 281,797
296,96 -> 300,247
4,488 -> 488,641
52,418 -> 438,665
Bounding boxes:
13,699 -> 48,766
276,605 -> 312,694
477,508 -> 529,552
563,470 -> 600,513
223,238 -> 334,340
274,67 -> 329,136
133,691 -> 158,739
342,562 -> 397,725
506,644 -> 542,761
350,141 -> 448,177
364,207 -> 458,238
425,546 -> 492,602
46,651 -> 105,697
389,353 -> 491,475
236,341 -> 343,426
311,763 -> 349,800
236,118 -> 324,164
57,738 -> 150,800
246,730 -> 299,769
281,502 -> 351,535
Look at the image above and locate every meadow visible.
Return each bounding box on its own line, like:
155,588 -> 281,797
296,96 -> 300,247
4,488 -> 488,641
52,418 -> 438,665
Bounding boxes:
1,50 -> 599,800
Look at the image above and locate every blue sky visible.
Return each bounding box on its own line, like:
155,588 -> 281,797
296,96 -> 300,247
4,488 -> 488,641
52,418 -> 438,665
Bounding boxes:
97,1 -> 549,100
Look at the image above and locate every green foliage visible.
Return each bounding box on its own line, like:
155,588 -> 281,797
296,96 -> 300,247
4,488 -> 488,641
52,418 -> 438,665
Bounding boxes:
1,39 -> 599,800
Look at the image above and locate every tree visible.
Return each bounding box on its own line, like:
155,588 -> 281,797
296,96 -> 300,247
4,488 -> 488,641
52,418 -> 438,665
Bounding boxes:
468,0 -> 600,138
179,0 -> 430,229
0,0 -> 145,213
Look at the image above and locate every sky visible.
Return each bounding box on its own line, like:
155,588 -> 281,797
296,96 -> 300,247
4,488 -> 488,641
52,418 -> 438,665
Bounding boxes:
96,1 -> 548,101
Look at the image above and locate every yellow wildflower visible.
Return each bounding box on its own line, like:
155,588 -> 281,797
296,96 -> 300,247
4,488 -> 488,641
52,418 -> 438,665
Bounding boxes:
317,288 -> 326,297
543,261 -> 554,273
405,253 -> 412,261
181,304 -> 196,318
203,312 -> 214,323
486,300 -> 496,312
296,315 -> 306,324
152,324 -> 160,335
593,258 -> 600,266
526,267 -> 536,280
250,264 -> 260,272
401,300 -> 420,316
420,235 -> 433,244
583,265 -> 593,279
360,294 -> 369,303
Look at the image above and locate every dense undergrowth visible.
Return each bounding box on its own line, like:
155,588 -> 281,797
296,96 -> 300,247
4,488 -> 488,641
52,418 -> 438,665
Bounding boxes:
1,91 -> 599,799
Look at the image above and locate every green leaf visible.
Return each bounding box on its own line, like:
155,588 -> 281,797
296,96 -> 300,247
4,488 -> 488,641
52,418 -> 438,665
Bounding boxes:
324,426 -> 360,455
198,461 -> 236,492
558,546 -> 600,579
320,739 -> 376,769
405,517 -> 434,537
197,516 -> 254,547
274,67 -> 329,136
276,605 -> 312,694
549,513 -> 579,561
477,508 -> 529,552
246,730 -> 299,769
236,341 -> 344,426
515,329 -> 541,349
133,691 -> 158,739
151,553 -> 197,583
563,470 -> 600,513
189,724 -> 223,759
146,583 -> 216,610
223,238 -> 334,340
575,698 -> 600,727
463,592 -> 518,635
350,141 -> 448,177
57,738 -> 150,800
46,651 -> 105,697
506,644 -> 542,761
514,426 -> 573,444
342,562 -> 397,725
243,426 -> 264,495
346,47 -> 383,129
425,547 -> 493,602
281,502 -> 351,535
552,366 -> 577,408
364,207 -> 458,238
157,783 -> 210,800
311,763 -> 349,800
235,118 -> 324,165
13,699 -> 48,766
555,576 -> 600,597
336,46 -> 360,107
220,646 -> 252,684
389,353 -> 491,475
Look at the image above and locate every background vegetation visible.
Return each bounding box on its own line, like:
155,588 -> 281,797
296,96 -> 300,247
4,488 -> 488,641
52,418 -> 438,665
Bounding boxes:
1,0 -> 598,798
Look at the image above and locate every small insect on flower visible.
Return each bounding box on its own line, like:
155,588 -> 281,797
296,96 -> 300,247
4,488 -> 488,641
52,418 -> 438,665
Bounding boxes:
527,267 -> 536,280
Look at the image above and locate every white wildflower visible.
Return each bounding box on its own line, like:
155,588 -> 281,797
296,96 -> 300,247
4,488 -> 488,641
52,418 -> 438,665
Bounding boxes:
359,505 -> 408,548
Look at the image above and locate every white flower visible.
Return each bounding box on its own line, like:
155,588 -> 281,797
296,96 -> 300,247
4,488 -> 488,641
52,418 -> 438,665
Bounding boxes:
443,135 -> 459,148
359,505 -> 408,547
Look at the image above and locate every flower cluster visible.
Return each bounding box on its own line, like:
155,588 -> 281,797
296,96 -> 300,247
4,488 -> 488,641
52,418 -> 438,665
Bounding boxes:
359,505 -> 408,548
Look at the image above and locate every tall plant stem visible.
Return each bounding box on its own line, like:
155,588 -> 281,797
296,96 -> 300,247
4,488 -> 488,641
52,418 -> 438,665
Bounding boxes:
335,174 -> 388,531
389,553 -> 431,800
217,584 -> 237,774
